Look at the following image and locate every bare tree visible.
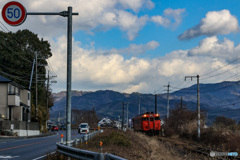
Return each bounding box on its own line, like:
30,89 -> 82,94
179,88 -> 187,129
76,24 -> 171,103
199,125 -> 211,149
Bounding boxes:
72,109 -> 98,128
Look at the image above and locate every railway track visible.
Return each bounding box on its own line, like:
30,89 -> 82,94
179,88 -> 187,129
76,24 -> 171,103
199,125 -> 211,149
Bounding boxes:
157,136 -> 240,160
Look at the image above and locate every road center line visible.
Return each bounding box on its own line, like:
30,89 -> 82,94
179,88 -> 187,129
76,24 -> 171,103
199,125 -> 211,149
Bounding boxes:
0,139 -> 52,152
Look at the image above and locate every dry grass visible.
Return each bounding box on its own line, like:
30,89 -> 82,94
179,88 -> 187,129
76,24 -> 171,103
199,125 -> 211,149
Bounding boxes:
75,128 -> 208,160
201,126 -> 240,151
45,128 -> 212,160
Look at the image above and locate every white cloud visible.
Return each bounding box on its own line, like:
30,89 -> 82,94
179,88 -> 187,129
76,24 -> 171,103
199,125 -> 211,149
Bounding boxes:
113,10 -> 149,40
187,36 -> 240,61
151,8 -> 185,28
178,10 -> 239,40
119,0 -> 155,13
151,16 -> 170,27
0,0 -> 154,40
100,40 -> 160,56
50,36 -> 240,93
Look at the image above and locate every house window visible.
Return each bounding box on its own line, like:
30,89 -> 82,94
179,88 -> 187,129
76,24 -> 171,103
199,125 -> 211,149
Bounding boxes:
19,90 -> 21,99
8,84 -> 12,94
16,87 -> 19,96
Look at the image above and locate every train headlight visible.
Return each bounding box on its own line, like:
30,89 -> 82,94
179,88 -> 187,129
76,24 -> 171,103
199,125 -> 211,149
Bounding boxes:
143,114 -> 147,117
156,114 -> 159,117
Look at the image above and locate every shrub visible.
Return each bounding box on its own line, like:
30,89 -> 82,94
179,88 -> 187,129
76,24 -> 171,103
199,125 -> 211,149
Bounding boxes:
201,127 -> 240,151
214,116 -> 236,126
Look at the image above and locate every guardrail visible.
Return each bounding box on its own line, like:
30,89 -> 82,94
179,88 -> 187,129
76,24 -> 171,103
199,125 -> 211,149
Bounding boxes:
57,143 -> 104,160
56,130 -> 127,160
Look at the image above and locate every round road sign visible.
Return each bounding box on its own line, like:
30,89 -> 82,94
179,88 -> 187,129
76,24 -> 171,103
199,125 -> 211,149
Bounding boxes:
2,1 -> 27,26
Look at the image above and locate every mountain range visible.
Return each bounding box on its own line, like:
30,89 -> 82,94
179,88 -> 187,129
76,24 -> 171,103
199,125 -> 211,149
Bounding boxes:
50,81 -> 240,124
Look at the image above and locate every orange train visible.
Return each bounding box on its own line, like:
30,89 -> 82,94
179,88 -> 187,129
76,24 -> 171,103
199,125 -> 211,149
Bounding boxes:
132,112 -> 161,135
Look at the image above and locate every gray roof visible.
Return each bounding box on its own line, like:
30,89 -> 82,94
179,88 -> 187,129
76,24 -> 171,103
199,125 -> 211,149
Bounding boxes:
0,74 -> 29,90
0,75 -> 11,83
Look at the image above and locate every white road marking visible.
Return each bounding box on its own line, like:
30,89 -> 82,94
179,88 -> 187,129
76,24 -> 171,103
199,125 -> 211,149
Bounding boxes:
32,151 -> 55,160
0,155 -> 19,159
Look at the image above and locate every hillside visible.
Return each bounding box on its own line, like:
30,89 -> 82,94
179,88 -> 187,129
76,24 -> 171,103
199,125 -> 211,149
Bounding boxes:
50,81 -> 240,124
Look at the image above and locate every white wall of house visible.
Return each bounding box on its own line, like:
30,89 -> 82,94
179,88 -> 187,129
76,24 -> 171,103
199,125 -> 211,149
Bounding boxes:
0,82 -> 31,121
8,95 -> 20,106
21,90 -> 30,106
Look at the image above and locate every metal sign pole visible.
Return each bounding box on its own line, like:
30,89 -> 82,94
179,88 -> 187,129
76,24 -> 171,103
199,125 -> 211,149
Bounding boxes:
27,8 -> 78,146
2,2 -> 78,145
66,6 -> 73,146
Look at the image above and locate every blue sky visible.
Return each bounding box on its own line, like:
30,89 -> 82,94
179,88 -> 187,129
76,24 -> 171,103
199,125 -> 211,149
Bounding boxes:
73,0 -> 240,57
0,0 -> 240,94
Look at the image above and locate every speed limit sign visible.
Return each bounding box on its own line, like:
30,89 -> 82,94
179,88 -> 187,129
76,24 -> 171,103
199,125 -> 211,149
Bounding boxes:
2,1 -> 27,26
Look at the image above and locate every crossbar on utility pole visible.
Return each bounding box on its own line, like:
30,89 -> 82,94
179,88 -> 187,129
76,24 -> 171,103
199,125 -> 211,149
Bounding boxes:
185,75 -> 200,140
27,7 -> 78,146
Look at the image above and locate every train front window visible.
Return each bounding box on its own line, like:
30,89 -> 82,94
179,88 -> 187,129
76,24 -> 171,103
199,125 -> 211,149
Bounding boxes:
142,117 -> 148,121
155,117 -> 160,120
150,117 -> 153,121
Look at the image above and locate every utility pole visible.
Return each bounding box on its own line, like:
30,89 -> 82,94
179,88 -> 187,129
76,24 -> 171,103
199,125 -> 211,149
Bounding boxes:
35,52 -> 38,120
122,103 -> 124,130
185,75 -> 200,140
29,59 -> 35,90
46,70 -> 50,127
155,94 -> 157,114
138,96 -> 140,115
126,103 -> 129,129
180,97 -> 183,109
164,82 -> 170,122
28,7 -> 78,146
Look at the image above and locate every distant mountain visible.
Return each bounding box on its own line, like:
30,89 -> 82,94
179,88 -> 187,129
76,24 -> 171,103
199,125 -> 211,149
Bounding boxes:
50,81 -> 240,124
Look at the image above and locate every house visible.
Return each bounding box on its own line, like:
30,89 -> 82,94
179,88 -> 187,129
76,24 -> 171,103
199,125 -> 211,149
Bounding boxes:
98,117 -> 122,129
0,75 -> 40,136
0,75 -> 31,121
98,117 -> 112,127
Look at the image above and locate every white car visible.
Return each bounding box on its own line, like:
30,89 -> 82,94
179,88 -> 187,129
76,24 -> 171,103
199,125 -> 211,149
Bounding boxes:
78,123 -> 90,134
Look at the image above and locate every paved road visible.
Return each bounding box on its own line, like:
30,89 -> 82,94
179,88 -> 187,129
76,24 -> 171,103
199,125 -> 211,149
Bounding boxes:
0,130 -> 83,160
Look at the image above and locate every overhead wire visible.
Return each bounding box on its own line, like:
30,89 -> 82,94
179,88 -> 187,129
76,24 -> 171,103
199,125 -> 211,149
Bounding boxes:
201,57 -> 240,78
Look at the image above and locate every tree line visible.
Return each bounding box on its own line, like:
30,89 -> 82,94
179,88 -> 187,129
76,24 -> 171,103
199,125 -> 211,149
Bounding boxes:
0,29 -> 54,128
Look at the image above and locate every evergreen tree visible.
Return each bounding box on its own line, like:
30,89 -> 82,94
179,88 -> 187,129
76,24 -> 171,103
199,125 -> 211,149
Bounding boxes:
0,29 -> 54,124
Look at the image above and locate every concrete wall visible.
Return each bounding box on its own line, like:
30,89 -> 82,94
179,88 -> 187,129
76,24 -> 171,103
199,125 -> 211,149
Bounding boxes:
0,121 -> 40,136
12,130 -> 40,136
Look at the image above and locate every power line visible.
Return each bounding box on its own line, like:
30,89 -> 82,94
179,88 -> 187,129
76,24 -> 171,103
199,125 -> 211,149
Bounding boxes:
201,64 -> 240,80
201,58 -> 240,77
